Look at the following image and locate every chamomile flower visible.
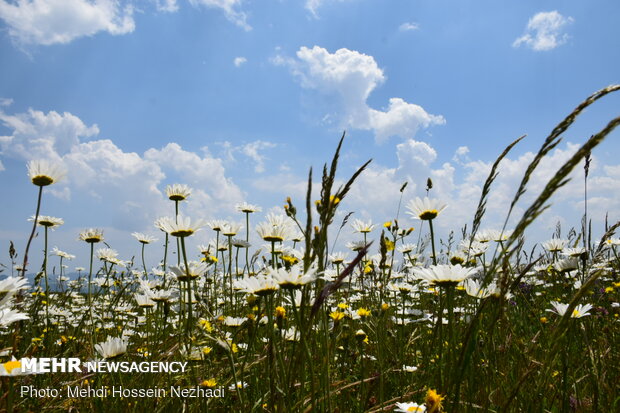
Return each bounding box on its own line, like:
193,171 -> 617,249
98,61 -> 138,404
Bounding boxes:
31,215 -> 64,229
79,228 -> 104,243
0,308 -> 29,327
236,202 -> 262,213
207,220 -> 227,232
413,264 -> 476,286
0,276 -> 30,294
166,184 -> 192,201
547,301 -> 593,318
329,251 -> 349,265
553,257 -> 579,273
406,197 -> 447,221
51,247 -> 75,260
132,232 -> 158,244
169,261 -> 209,281
268,263 -> 319,289
351,219 -> 375,234
256,222 -> 293,242
234,275 -> 279,296
134,293 -> 155,308
398,243 -> 416,254
394,402 -> 426,412
157,215 -> 206,238
27,159 -> 66,186
561,247 -> 586,257
542,239 -> 567,253
95,336 -> 128,359
96,248 -> 119,262
221,222 -> 243,237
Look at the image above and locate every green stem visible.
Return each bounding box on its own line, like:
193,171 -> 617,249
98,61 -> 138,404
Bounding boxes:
21,185 -> 43,277
180,237 -> 192,347
43,226 -> 50,331
88,242 -> 95,353
141,242 -> 148,279
429,218 -> 438,265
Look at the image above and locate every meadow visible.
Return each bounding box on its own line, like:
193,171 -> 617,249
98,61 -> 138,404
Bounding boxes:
1,85 -> 619,412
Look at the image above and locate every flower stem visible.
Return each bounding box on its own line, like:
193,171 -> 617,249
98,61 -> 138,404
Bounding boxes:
21,185 -> 43,277
429,218 -> 438,265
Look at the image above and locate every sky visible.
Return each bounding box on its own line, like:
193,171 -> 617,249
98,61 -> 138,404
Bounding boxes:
0,0 -> 619,271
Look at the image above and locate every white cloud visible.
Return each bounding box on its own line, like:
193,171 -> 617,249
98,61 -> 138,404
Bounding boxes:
189,0 -> 251,31
0,107 -> 244,231
369,98 -> 445,142
240,141 -> 276,173
452,146 -> 470,164
155,0 -> 179,13
305,0 -> 350,18
275,46 -> 445,142
0,0 -> 135,45
233,56 -> 247,67
513,11 -> 574,51
399,22 -> 419,32
215,140 -> 276,173
0,98 -> 13,107
0,108 -> 100,160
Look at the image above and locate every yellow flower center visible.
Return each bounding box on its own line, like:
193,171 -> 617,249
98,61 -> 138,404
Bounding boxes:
170,229 -> 194,237
419,209 -> 438,220
31,175 -> 54,186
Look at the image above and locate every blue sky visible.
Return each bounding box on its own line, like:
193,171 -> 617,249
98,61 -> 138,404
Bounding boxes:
0,0 -> 619,270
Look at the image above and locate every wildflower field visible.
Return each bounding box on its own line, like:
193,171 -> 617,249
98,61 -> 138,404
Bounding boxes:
1,86 -> 619,413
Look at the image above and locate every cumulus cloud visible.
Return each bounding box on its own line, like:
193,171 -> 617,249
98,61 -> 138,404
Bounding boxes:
513,11 -> 574,51
0,108 -> 100,160
233,56 -> 247,67
155,0 -> 179,13
189,0 -> 251,31
216,140 -> 276,173
0,0 -> 135,45
274,46 -> 445,142
399,22 -> 419,32
0,106 -> 244,231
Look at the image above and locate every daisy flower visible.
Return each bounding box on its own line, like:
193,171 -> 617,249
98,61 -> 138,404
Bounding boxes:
406,197 -> 447,221
157,215 -> 206,237
268,263 -> 319,289
256,221 -> 293,243
221,222 -> 243,237
413,264 -> 476,286
166,184 -> 192,201
394,402 -> 426,412
169,261 -> 209,281
27,159 -> 66,187
132,232 -> 158,244
95,336 -> 128,359
31,215 -> 64,229
351,219 -> 375,234
547,301 -> 593,318
79,228 -> 104,243
542,239 -> 567,253
236,202 -> 262,213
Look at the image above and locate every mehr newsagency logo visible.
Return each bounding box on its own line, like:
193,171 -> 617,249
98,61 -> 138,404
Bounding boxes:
3,357 -> 187,374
